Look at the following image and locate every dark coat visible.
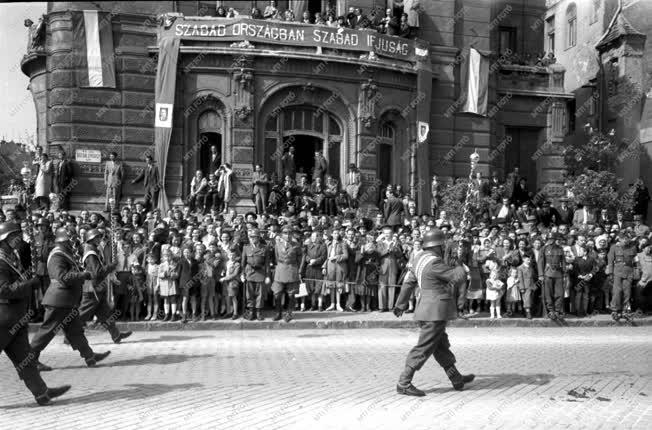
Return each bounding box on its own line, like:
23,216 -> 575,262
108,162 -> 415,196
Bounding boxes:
42,246 -> 87,308
54,159 -> 75,192
384,196 -> 404,226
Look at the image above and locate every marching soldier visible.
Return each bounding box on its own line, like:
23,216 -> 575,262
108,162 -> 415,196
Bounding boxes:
241,228 -> 270,321
606,232 -> 638,320
393,229 -> 474,397
30,228 -> 111,371
538,232 -> 566,320
78,228 -> 132,343
0,222 -> 71,405
272,225 -> 303,322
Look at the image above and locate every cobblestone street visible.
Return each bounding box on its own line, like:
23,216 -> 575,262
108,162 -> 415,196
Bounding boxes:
1,327 -> 651,430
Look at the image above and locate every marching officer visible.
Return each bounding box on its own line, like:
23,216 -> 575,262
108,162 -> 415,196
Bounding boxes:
78,228 -> 132,343
0,222 -> 71,405
538,232 -> 566,320
30,228 -> 112,371
606,232 -> 638,320
272,225 -> 303,322
241,228 -> 270,321
393,229 -> 474,397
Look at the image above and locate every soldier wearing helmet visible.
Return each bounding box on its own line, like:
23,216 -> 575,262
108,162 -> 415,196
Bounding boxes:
30,228 -> 112,370
0,222 -> 72,405
393,228 -> 475,397
77,229 -> 132,344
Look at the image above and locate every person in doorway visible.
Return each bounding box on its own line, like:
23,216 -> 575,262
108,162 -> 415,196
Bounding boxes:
313,151 -> 328,184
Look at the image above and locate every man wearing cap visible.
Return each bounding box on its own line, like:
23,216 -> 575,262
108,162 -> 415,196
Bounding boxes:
272,225 -> 303,321
633,214 -> 650,237
393,228 -> 474,397
538,232 -> 566,320
78,228 -> 132,343
606,232 -> 638,320
0,222 -> 72,405
241,228 -> 270,321
30,228 -> 112,370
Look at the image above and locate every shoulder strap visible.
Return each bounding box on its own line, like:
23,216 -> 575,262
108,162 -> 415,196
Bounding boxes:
414,253 -> 438,289
0,250 -> 23,277
47,248 -> 81,271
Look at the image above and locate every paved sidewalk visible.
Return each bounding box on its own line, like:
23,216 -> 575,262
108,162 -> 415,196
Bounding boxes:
27,311 -> 651,331
1,327 -> 651,430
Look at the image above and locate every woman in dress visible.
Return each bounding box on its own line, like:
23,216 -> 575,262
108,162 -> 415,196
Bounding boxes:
34,153 -> 53,210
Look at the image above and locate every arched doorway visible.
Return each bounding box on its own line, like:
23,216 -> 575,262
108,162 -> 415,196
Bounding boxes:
197,109 -> 223,177
377,110 -> 409,189
264,105 -> 342,182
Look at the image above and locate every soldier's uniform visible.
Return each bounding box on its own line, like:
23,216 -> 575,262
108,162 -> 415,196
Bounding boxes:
538,236 -> 565,317
0,222 -> 70,405
241,229 -> 269,320
30,229 -> 110,368
394,229 -> 473,397
78,232 -> 125,342
272,226 -> 303,321
607,236 -> 638,314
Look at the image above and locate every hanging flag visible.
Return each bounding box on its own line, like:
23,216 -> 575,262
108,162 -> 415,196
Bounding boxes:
460,47 -> 489,116
73,10 -> 116,88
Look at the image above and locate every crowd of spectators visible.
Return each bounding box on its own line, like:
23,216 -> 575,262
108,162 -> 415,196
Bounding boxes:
3,149 -> 652,323
205,0 -> 423,39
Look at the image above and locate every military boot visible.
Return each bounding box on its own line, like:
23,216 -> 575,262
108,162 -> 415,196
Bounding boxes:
272,300 -> 283,321
445,365 -> 475,391
396,365 -> 425,397
35,385 -> 72,406
85,351 -> 111,367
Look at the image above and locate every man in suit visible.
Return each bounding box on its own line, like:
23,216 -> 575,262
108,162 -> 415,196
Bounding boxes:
30,228 -> 111,371
0,222 -> 71,405
615,211 -> 629,230
272,225 -> 303,322
597,208 -> 613,228
555,197 -> 574,226
474,172 -> 490,199
383,189 -> 404,230
393,229 -> 474,397
281,146 -> 296,181
573,204 -> 597,228
131,154 -> 160,211
346,7 -> 364,28
78,229 -> 131,343
491,197 -> 515,225
345,163 -> 362,209
251,164 -> 269,215
633,214 -> 650,237
54,147 -> 75,210
208,145 -> 221,177
104,151 -> 123,212
313,151 -> 328,184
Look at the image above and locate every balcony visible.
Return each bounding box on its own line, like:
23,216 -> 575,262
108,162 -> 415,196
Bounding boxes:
153,14 -> 429,74
496,51 -> 567,96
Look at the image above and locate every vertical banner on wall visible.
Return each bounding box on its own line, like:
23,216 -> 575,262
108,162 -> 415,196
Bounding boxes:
460,47 -> 490,116
154,36 -> 181,212
415,61 -> 432,213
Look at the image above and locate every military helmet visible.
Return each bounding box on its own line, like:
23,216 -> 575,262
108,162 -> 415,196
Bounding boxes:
85,228 -> 103,243
54,228 -> 71,243
422,228 -> 446,249
0,222 -> 21,242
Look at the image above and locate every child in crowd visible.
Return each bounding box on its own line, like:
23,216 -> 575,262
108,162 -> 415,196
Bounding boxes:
485,268 -> 504,319
517,254 -> 537,319
144,253 -> 159,321
505,267 -> 522,317
158,250 -> 179,321
220,250 -> 241,319
128,262 -> 145,321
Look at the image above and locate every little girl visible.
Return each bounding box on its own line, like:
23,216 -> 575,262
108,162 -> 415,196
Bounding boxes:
144,253 -> 159,321
220,251 -> 241,320
485,269 -> 504,319
505,267 -> 522,317
158,250 -> 179,321
127,262 -> 145,321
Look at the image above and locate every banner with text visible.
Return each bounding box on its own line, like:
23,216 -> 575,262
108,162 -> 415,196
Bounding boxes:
162,17 -> 428,62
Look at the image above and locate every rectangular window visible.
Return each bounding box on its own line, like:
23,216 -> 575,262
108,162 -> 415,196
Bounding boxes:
567,99 -> 576,136
567,16 -> 576,48
546,15 -> 555,53
498,26 -> 517,54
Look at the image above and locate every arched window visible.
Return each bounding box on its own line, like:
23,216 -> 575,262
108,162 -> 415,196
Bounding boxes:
198,110 -> 222,134
566,3 -> 577,48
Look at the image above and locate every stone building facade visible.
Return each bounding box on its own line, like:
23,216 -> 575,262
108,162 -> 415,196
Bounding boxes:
21,0 -> 570,212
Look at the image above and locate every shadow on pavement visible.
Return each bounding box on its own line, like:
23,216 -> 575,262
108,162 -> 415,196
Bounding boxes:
0,383 -> 203,409
424,373 -> 554,394
92,334 -> 216,346
56,353 -> 216,370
